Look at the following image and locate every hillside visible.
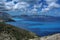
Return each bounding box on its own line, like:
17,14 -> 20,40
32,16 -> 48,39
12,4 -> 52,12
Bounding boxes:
0,22 -> 38,40
29,33 -> 60,40
0,12 -> 14,22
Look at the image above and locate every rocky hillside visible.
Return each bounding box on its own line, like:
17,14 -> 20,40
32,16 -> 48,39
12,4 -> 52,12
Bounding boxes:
0,12 -> 14,22
29,33 -> 60,40
0,23 -> 60,40
0,22 -> 38,40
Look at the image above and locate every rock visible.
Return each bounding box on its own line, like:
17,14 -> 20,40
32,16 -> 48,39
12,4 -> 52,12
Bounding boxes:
41,33 -> 60,40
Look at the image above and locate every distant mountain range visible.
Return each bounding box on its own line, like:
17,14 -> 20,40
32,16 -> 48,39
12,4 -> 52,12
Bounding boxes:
13,15 -> 60,22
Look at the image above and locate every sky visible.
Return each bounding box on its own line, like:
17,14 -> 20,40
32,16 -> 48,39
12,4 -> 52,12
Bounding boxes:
1,0 -> 60,16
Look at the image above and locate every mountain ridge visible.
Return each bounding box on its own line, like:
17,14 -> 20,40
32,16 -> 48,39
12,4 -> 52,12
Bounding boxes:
12,15 -> 60,22
0,12 -> 15,22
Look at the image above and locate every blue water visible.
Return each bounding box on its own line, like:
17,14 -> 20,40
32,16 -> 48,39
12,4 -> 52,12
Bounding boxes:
6,18 -> 60,36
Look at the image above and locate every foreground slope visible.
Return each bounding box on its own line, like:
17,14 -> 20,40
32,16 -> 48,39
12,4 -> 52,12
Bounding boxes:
29,33 -> 60,40
0,22 -> 37,40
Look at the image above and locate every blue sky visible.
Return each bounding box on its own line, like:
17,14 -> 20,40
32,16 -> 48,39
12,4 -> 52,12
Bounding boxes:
1,0 -> 60,16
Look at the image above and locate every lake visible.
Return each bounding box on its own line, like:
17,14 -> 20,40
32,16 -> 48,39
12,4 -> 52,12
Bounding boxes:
6,17 -> 60,36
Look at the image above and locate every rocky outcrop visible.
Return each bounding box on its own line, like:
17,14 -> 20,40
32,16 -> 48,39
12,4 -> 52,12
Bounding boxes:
0,12 -> 15,22
29,33 -> 60,40
0,22 -> 38,40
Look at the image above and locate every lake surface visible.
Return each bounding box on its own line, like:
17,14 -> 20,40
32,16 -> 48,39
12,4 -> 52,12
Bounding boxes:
6,17 -> 60,36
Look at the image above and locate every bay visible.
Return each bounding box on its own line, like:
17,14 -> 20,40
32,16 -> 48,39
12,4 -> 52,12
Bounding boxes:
6,17 -> 60,36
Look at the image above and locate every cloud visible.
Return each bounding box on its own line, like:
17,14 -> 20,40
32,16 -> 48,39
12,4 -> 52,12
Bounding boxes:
14,2 -> 29,10
41,8 -> 50,12
31,8 -> 37,13
5,1 -> 15,10
4,0 -> 29,11
45,0 -> 57,4
34,3 -> 42,8
12,0 -> 19,2
27,3 -> 42,14
42,0 -> 60,12
1,0 -> 60,13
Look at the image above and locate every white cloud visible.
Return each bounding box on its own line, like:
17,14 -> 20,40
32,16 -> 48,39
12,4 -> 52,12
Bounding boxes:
27,3 -> 42,14
5,1 -> 15,10
41,8 -> 50,12
45,0 -> 57,4
34,3 -> 42,8
14,2 -> 29,10
12,0 -> 19,2
42,0 -> 60,12
4,0 -> 29,11
31,8 -> 37,13
1,0 -> 60,13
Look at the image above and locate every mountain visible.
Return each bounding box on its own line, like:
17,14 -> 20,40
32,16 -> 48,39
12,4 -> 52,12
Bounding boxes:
0,22 -> 38,40
17,15 -> 60,22
0,12 -> 15,22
